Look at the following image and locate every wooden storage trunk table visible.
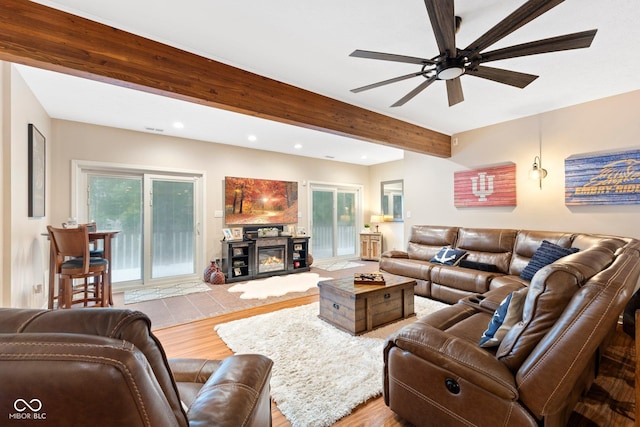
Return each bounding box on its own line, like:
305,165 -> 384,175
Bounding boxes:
318,274 -> 416,335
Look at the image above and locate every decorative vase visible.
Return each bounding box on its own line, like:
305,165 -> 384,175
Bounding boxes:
204,260 -> 226,285
211,269 -> 226,285
307,253 -> 313,267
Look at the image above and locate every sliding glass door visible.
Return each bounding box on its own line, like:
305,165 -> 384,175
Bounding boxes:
80,166 -> 202,288
310,184 -> 359,260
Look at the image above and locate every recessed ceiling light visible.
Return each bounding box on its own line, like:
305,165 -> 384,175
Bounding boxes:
248,134 -> 257,142
361,155 -> 367,160
173,122 -> 184,129
294,143 -> 303,149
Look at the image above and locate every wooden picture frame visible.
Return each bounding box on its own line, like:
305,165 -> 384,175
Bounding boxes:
28,124 -> 46,218
231,227 -> 243,240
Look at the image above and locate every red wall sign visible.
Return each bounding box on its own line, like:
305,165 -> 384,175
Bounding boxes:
454,163 -> 517,207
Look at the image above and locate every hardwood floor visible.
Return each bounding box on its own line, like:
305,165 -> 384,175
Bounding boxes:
153,291 -> 636,427
154,293 -> 410,426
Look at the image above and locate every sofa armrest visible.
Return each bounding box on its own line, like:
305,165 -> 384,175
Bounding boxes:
179,354 -> 273,427
381,250 -> 408,258
386,323 -> 517,400
169,358 -> 224,383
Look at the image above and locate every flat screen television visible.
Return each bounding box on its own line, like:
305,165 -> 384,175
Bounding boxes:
224,176 -> 298,225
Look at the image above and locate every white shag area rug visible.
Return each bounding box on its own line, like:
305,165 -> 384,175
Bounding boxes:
313,260 -> 364,271
215,296 -> 449,427
227,272 -> 332,299
124,281 -> 211,304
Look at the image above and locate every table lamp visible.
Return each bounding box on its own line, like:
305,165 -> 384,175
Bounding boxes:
370,215 -> 383,233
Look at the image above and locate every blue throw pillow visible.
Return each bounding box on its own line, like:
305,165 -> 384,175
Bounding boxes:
519,240 -> 579,281
430,247 -> 467,266
479,293 -> 513,347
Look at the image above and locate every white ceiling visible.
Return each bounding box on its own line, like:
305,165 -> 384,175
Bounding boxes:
18,0 -> 640,165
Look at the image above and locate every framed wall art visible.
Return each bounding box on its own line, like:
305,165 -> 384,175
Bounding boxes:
454,163 -> 517,208
224,176 -> 298,225
28,124 -> 46,218
565,147 -> 640,205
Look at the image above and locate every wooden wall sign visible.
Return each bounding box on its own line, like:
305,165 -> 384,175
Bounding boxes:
565,148 -> 640,205
454,163 -> 517,208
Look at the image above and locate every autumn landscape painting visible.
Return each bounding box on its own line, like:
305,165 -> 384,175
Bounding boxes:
224,176 -> 298,225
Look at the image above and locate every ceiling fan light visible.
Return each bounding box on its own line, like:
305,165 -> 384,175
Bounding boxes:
437,67 -> 464,80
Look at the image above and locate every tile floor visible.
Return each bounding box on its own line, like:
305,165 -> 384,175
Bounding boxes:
112,260 -> 380,330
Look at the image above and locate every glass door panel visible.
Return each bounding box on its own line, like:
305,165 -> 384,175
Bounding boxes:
150,178 -> 195,279
311,189 -> 335,259
337,191 -> 356,257
88,175 -> 143,283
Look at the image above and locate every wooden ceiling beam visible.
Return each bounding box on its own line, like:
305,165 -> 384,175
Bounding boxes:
0,0 -> 451,158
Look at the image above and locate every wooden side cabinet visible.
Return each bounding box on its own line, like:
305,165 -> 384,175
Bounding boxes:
360,232 -> 382,261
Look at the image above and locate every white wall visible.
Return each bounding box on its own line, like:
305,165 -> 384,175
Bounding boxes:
3,64 -> 51,308
1,62 -> 6,307
49,120 -> 372,266
404,90 -> 640,242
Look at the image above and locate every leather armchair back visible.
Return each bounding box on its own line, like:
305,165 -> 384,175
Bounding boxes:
516,250 -> 640,417
1,333 -> 181,426
496,245 -> 616,371
0,308 -> 188,427
455,228 -> 517,273
509,230 -> 574,276
407,225 -> 458,261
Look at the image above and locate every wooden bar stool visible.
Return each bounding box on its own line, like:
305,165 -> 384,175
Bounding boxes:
64,221 -> 104,258
47,225 -> 109,309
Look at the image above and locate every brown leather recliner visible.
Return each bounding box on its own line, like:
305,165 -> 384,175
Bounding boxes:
0,308 -> 273,427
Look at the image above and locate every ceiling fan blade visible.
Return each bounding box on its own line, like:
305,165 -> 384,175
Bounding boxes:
464,0 -> 565,54
391,76 -> 437,107
423,0 -> 456,55
350,72 -> 426,93
479,29 -> 597,63
349,49 -> 436,65
466,65 -> 538,88
446,78 -> 464,106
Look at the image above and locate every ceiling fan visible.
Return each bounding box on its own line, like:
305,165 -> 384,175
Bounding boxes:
349,0 -> 597,107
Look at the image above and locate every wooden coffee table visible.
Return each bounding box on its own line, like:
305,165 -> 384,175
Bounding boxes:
318,273 -> 416,335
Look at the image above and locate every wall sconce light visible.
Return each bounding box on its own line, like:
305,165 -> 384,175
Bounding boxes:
370,215 -> 383,233
529,156 -> 548,189
530,120 -> 548,189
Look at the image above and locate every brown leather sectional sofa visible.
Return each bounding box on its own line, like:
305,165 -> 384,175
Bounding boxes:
380,225 -> 640,426
0,308 -> 273,426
